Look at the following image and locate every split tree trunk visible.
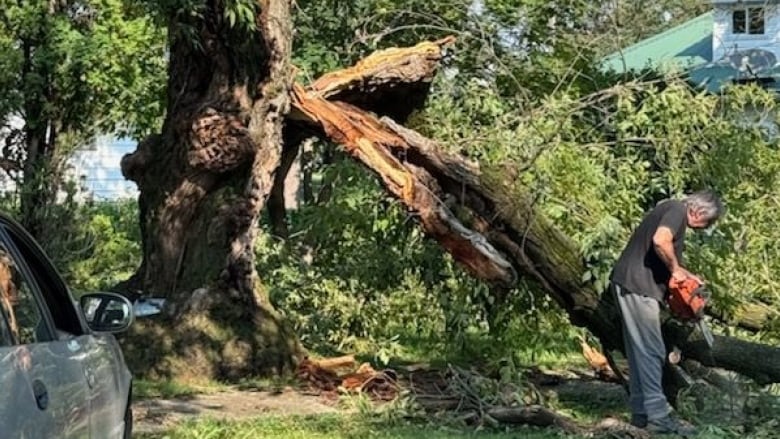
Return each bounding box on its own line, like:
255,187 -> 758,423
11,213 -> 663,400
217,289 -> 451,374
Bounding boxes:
119,16 -> 780,389
119,1 -> 301,381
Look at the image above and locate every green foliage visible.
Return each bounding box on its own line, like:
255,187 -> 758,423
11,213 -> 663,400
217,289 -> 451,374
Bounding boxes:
0,0 -> 165,141
293,0 -> 602,102
5,195 -> 142,294
64,199 -> 142,293
449,76 -> 780,338
258,157 -> 465,359
255,154 -> 580,365
223,0 -> 258,31
0,0 -> 165,243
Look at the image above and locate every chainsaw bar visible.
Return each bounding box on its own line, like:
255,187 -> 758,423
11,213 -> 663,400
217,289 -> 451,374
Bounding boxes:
698,319 -> 715,348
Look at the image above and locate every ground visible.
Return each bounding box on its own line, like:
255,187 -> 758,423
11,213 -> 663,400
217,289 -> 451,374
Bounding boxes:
134,388 -> 341,435
133,369 -> 631,438
131,363 -> 780,438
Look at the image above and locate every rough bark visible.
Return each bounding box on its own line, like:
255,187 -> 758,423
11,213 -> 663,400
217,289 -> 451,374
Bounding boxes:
119,1 -> 301,381
289,51 -> 780,386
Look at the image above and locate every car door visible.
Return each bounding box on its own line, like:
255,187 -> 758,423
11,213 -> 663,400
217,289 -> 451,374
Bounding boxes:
79,330 -> 132,439
0,227 -> 91,438
0,214 -> 133,439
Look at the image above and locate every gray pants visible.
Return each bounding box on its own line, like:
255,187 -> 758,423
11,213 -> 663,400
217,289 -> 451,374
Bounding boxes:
613,283 -> 671,420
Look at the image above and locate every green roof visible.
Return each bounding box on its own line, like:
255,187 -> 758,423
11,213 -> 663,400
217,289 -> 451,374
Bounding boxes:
602,13 -> 713,74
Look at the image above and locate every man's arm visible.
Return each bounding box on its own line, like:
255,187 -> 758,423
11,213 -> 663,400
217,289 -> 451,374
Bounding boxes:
652,226 -> 698,282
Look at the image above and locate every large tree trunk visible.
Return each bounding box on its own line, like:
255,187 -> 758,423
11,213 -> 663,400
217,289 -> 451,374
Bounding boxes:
288,44 -> 780,386
119,1 -> 301,381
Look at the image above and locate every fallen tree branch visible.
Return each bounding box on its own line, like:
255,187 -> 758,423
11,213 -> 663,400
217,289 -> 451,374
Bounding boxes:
290,85 -> 780,384
287,38 -> 780,399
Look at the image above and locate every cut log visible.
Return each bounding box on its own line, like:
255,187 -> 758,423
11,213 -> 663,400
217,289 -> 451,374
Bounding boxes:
708,302 -> 779,333
486,406 -> 581,433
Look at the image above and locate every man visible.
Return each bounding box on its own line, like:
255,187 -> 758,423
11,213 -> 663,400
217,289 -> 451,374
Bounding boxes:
610,190 -> 724,436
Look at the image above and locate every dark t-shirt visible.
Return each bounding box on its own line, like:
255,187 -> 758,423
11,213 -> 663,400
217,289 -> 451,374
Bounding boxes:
610,199 -> 687,301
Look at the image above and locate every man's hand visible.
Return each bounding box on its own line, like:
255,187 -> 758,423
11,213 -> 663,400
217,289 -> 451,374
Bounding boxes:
671,266 -> 702,284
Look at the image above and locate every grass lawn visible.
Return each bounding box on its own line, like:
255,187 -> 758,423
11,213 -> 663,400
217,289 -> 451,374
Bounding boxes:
136,414 -> 571,439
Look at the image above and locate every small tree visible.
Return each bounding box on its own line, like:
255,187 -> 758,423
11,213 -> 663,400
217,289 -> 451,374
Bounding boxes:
0,0 -> 164,238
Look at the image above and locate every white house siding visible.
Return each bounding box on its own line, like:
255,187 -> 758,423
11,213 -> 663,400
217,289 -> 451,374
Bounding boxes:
713,3 -> 780,62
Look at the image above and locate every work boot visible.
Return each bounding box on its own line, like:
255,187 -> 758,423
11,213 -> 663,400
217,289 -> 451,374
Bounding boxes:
630,413 -> 648,428
646,414 -> 698,436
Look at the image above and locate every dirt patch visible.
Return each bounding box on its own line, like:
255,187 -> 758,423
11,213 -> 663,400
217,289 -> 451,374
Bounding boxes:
133,388 -> 341,434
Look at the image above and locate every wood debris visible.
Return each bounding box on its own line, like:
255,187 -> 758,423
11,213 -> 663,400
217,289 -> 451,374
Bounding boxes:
578,335 -> 622,383
296,356 -> 399,400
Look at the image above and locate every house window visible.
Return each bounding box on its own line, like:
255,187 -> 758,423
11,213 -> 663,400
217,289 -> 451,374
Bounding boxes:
749,7 -> 765,34
733,9 -> 746,33
733,7 -> 765,35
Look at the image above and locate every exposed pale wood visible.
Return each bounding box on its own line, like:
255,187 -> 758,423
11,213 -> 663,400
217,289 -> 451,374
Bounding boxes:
291,84 -> 516,286
303,37 -> 455,122
310,355 -> 357,371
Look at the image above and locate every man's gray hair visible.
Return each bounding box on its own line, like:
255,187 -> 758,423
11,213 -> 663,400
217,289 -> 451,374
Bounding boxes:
683,189 -> 725,222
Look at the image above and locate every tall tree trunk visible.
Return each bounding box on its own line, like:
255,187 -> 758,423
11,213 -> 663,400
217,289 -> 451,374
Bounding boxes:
119,1 -> 301,381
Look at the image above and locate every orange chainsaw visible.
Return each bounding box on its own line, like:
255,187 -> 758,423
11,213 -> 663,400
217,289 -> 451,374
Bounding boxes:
667,277 -> 714,348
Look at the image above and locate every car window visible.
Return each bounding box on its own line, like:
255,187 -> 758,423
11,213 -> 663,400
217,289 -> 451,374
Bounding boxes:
0,222 -> 83,337
0,242 -> 50,344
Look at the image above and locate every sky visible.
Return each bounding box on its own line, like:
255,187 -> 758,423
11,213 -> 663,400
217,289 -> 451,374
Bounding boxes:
69,136 -> 138,200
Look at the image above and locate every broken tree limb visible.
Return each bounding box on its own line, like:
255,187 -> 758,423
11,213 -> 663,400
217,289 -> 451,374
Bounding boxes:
291,84 -> 516,286
285,38 -> 780,392
302,37 -> 455,122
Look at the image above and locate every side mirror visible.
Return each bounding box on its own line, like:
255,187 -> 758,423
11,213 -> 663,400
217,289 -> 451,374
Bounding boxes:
80,292 -> 135,333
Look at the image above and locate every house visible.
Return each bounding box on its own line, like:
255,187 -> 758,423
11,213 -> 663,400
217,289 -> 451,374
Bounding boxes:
602,1 -> 780,94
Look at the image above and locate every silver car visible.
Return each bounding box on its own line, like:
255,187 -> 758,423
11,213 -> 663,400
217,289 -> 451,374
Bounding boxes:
0,212 -> 135,439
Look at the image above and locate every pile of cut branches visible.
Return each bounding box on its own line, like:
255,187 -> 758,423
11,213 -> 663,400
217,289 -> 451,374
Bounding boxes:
298,356 -> 648,438
406,365 -> 650,438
